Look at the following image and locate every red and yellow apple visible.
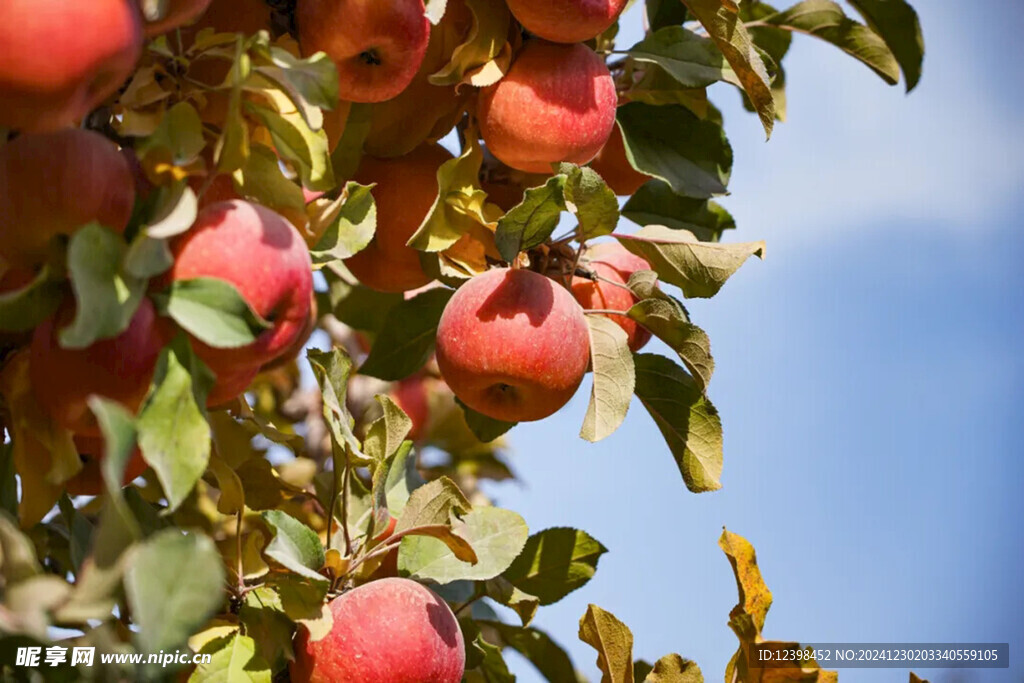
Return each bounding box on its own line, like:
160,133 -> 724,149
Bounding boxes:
164,200 -> 314,387
390,372 -> 431,441
296,0 -> 431,103
343,145 -> 449,293
589,123 -> 651,196
141,0 -> 213,37
435,268 -> 590,422
478,41 -> 617,173
571,261 -> 651,352
0,0 -> 142,131
363,0 -> 473,158
30,297 -> 169,437
0,129 -> 136,268
290,578 -> 465,683
506,0 -> 628,43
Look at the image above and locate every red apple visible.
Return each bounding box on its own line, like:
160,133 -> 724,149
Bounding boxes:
588,240 -> 651,280
571,261 -> 651,352
0,129 -> 136,268
363,0 -> 473,158
0,0 -> 142,132
142,0 -> 213,37
290,578 -> 465,683
205,365 -> 260,409
506,0 -> 628,43
65,436 -> 148,496
30,297 -> 169,437
258,292 -> 318,372
589,123 -> 651,196
165,200 -> 314,377
296,0 -> 431,103
343,145 -> 449,293
478,41 -> 617,173
435,268 -> 590,422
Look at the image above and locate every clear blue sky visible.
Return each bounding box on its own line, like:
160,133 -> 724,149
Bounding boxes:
479,1 -> 1024,680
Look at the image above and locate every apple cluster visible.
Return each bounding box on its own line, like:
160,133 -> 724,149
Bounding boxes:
1,0 -> 659,679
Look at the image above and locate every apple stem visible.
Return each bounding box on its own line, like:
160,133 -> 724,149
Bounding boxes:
593,273 -> 637,294
235,509 -> 244,596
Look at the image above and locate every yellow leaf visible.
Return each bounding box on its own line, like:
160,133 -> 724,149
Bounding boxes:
208,454 -> 245,515
0,352 -> 78,526
429,0 -> 511,88
719,527 -> 772,633
579,604 -> 634,683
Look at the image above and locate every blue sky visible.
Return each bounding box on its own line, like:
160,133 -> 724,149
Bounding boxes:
479,1 -> 1024,680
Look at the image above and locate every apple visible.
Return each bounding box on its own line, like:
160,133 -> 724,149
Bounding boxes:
343,145 -> 449,293
588,240 -> 651,280
0,129 -> 136,268
506,0 -> 628,43
589,123 -> 651,196
258,292 -> 318,372
290,578 -> 465,683
296,0 -> 431,103
142,0 -> 213,37
165,200 -> 313,381
478,41 -> 617,174
363,0 -> 473,158
0,0 -> 142,132
65,436 -> 148,496
435,268 -> 590,422
572,261 -> 651,352
30,297 -> 169,437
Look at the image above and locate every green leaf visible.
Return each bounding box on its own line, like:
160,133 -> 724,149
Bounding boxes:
310,181 -> 377,265
504,527 -> 607,605
634,354 -> 723,493
232,143 -> 307,214
628,298 -> 714,392
399,505 -> 528,583
358,287 -> 453,381
140,180 -> 199,240
190,633 -> 272,683
382,440 -> 425,518
0,512 -> 41,583
216,37 -> 250,174
456,397 -> 517,442
239,586 -> 295,673
681,0 -> 776,136
157,277 -> 271,349
407,136 -> 493,253
579,603 -> 635,683
622,182 -> 735,241
394,476 -> 471,534
462,619 -> 515,682
559,164 -> 620,240
261,509 -> 327,583
0,265 -> 62,333
125,529 -> 225,654
428,0 -> 510,87
495,175 -> 567,262
580,316 -> 634,443
762,0 -> 900,85
845,0 -> 924,91
325,271 -> 403,333
483,575 -> 540,626
137,340 -> 213,511
644,654 -> 704,682
244,101 -> 335,192
646,0 -> 690,31
627,26 -> 738,88
622,66 -> 711,116
307,347 -> 365,459
140,101 -> 206,165
484,621 -> 581,683
330,102 -> 372,181
61,222 -> 146,349
364,395 -> 413,463
616,225 -> 765,298
253,47 -> 340,120
617,103 -> 732,199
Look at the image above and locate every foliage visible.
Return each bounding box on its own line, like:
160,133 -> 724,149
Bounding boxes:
0,0 -> 924,680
